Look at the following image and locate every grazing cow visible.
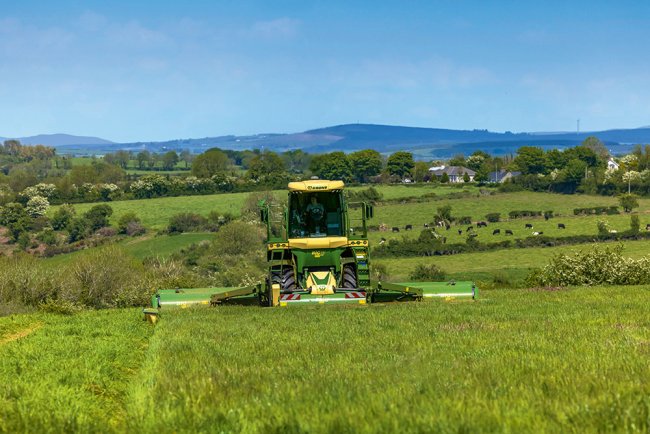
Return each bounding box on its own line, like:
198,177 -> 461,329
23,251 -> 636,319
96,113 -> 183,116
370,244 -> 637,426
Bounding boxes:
532,231 -> 544,236
646,224 -> 650,231
437,221 -> 445,228
505,229 -> 513,235
458,229 -> 462,235
477,221 -> 488,228
492,229 -> 501,235
467,226 -> 474,232
424,223 -> 430,229
544,214 -> 550,221
525,223 -> 533,229
609,229 -> 617,234
392,227 -> 400,233
558,223 -> 566,229
445,224 -> 451,230
379,238 -> 386,245
405,224 -> 413,231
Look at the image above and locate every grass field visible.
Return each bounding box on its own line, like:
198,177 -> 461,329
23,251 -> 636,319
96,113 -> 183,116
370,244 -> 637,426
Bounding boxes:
1,287 -> 649,432
375,238 -> 650,284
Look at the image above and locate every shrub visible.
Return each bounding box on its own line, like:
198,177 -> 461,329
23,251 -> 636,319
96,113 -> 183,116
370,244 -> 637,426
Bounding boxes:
64,245 -> 150,308
84,204 -> 113,231
211,221 -> 265,256
508,210 -> 542,219
526,244 -> 650,287
36,228 -> 59,246
630,214 -> 640,235
68,217 -> 90,242
597,220 -> 610,236
618,193 -> 639,213
168,213 -> 208,233
126,221 -> 146,236
96,227 -> 118,237
51,204 -> 76,230
25,195 -> 50,217
409,263 -> 446,281
485,212 -> 500,223
117,212 -> 141,233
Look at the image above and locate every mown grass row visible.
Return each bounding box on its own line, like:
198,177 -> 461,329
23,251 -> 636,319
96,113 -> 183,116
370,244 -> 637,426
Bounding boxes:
2,287 -> 648,432
0,310 -> 153,433
126,286 -> 650,432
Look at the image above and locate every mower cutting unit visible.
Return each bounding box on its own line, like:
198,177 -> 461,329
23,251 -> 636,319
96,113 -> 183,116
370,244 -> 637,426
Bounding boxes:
144,180 -> 477,322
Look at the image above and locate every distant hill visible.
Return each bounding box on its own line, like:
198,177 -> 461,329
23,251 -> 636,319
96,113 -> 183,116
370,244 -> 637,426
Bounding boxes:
1,133 -> 113,147
10,123 -> 650,158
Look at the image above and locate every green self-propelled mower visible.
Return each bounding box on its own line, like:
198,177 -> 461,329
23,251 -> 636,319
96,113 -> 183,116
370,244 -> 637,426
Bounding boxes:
144,180 -> 477,322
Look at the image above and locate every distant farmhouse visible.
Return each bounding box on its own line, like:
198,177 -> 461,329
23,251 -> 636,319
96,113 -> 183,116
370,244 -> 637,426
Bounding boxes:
429,165 -> 475,183
607,158 -> 619,171
488,169 -> 521,183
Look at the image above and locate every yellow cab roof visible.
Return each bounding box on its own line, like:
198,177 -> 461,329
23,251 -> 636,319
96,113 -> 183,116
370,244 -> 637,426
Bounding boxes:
287,180 -> 345,192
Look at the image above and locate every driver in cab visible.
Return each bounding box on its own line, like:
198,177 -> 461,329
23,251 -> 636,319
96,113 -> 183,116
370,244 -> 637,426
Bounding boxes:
305,195 -> 325,235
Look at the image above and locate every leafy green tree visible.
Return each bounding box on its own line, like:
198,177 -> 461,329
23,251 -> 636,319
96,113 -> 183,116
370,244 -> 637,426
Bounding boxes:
513,146 -> 548,174
440,172 -> 450,183
618,193 -> 639,213
348,149 -> 383,182
179,150 -> 193,169
247,151 -> 286,181
281,150 -> 311,173
463,172 -> 470,182
309,152 -> 353,181
161,151 -> 179,170
192,149 -> 230,178
136,150 -> 151,169
386,151 -> 414,178
412,161 -> 431,182
581,136 -> 609,161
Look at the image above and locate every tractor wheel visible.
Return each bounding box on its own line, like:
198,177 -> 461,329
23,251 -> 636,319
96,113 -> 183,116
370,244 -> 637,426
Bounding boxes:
282,268 -> 297,292
342,265 -> 357,289
272,268 -> 297,293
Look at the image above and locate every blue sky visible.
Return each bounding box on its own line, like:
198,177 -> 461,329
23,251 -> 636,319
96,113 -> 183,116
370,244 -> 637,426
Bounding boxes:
1,0 -> 649,142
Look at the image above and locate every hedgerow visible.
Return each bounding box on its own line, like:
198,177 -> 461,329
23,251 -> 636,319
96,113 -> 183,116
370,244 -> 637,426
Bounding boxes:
526,244 -> 650,287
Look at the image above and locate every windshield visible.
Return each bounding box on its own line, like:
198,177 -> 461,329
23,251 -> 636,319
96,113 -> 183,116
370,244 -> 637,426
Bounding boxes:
288,191 -> 344,238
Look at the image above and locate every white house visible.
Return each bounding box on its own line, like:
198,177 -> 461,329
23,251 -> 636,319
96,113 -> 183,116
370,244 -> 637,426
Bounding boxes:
607,158 -> 619,171
428,165 -> 476,183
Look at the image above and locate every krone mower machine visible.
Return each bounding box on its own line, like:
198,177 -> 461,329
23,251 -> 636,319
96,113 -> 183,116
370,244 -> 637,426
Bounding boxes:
144,180 -> 476,321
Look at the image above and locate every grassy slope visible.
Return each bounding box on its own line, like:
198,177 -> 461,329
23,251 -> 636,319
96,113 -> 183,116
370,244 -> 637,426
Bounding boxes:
2,288 -> 649,432
376,238 -> 650,283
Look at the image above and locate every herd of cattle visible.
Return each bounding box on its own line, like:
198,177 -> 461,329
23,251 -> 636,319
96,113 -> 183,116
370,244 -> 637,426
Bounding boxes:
388,221 -> 569,236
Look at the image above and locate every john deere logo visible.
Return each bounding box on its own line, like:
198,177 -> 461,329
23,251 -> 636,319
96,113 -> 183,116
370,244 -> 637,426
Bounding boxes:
307,185 -> 327,190
311,251 -> 324,258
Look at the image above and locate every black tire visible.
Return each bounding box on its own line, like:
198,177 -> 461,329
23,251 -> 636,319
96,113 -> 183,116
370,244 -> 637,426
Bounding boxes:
282,268 -> 297,292
272,268 -> 297,293
342,265 -> 357,289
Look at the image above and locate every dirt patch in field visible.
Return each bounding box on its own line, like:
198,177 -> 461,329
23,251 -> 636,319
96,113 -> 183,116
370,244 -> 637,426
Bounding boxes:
0,322 -> 43,346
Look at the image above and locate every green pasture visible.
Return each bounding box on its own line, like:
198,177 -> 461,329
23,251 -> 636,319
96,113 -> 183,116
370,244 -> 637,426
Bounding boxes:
375,238 -> 650,284
1,287 -> 649,432
52,191 -> 284,229
42,233 -> 215,267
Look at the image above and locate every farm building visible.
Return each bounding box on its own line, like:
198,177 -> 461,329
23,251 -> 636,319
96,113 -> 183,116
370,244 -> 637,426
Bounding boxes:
488,169 -> 521,183
429,165 -> 476,183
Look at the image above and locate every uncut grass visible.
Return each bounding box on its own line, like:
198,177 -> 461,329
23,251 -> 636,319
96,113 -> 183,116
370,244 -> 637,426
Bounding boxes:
0,309 -> 153,433
128,287 -> 650,433
41,233 -> 215,267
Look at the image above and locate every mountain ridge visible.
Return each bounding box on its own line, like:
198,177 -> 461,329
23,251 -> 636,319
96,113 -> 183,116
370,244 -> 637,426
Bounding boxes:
5,123 -> 650,157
